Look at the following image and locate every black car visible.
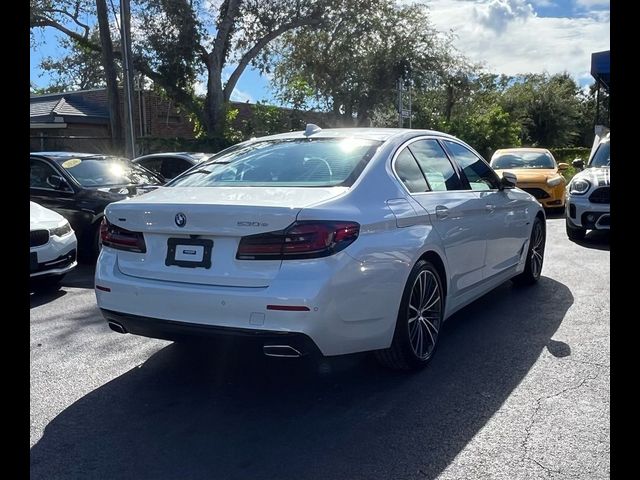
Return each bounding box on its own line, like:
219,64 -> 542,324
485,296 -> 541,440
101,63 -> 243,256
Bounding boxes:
30,152 -> 164,260
132,152 -> 215,182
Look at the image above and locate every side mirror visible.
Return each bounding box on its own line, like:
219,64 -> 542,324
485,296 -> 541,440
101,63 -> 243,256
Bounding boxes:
572,158 -> 584,171
557,162 -> 569,172
500,171 -> 517,189
47,175 -> 71,191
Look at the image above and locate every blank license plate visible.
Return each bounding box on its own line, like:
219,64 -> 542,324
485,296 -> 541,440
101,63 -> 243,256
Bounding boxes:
165,238 -> 213,269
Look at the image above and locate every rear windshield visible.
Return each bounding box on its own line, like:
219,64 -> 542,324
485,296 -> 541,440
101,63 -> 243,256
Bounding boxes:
168,138 -> 382,187
490,151 -> 556,169
55,156 -> 161,187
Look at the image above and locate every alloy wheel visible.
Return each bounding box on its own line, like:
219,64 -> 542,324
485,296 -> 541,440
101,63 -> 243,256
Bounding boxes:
407,270 -> 442,360
530,221 -> 545,278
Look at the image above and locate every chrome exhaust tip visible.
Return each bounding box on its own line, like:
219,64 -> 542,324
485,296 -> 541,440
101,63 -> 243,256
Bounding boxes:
263,345 -> 302,358
108,321 -> 128,334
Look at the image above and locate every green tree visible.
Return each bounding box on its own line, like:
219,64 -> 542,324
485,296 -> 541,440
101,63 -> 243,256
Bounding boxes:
271,0 -> 454,126
410,70 -> 520,156
449,104 -> 521,159
39,31 -> 108,91
31,0 -> 345,138
500,72 -> 583,147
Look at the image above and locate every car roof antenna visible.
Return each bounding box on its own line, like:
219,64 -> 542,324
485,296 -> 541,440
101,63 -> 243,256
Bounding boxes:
304,123 -> 322,137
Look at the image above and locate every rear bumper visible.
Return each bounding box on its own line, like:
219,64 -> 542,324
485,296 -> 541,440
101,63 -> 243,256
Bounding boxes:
100,308 -> 322,356
95,248 -> 405,356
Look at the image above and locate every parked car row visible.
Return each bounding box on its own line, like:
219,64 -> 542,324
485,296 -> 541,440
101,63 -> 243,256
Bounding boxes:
31,129 -> 609,370
29,151 -> 229,262
30,152 -> 164,260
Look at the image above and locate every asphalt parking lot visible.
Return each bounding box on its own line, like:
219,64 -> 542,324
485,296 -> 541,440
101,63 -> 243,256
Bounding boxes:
30,215 -> 610,480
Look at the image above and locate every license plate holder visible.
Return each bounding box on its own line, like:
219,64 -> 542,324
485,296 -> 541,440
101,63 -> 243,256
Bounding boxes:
165,238 -> 213,269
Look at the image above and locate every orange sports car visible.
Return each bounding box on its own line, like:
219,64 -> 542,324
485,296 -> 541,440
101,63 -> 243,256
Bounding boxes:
490,148 -> 569,210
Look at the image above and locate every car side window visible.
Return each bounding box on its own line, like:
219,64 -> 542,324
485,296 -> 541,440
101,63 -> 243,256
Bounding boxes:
161,158 -> 191,179
30,158 -> 59,189
137,158 -> 163,176
408,140 -> 462,191
443,141 -> 500,191
394,148 -> 429,193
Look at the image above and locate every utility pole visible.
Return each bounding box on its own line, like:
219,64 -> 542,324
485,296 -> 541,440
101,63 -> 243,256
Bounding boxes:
397,77 -> 412,128
397,77 -> 403,128
120,0 -> 136,158
408,81 -> 412,129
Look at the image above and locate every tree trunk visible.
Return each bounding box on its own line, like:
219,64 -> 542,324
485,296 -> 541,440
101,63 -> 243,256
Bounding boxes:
205,61 -> 228,139
444,84 -> 455,123
95,0 -> 123,153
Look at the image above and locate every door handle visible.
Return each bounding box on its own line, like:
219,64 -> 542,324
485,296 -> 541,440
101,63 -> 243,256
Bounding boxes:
485,204 -> 496,213
435,205 -> 449,219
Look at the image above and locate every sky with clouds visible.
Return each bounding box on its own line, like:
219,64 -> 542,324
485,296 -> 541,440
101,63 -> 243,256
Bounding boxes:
421,0 -> 609,86
30,0 -> 609,105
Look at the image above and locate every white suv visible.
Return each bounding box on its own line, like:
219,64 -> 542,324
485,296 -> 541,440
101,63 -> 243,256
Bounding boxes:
565,133 -> 610,240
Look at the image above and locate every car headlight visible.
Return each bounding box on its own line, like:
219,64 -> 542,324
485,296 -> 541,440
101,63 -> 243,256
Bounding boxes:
547,175 -> 564,187
50,221 -> 72,237
569,179 -> 591,195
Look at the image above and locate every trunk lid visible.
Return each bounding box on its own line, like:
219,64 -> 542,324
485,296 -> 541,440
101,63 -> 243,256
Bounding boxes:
104,186 -> 348,287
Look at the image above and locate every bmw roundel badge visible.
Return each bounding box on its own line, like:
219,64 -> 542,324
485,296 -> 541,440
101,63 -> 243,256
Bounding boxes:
175,212 -> 187,227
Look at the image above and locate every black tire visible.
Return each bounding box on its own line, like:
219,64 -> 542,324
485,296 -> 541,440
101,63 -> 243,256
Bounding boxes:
513,216 -> 545,286
31,274 -> 65,292
375,259 -> 444,371
565,218 -> 586,241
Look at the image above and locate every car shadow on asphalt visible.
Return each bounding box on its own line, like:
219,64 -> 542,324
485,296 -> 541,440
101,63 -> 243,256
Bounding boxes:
571,230 -> 610,251
30,277 -> 573,480
30,264 -> 96,309
29,288 -> 67,309
61,263 -> 96,289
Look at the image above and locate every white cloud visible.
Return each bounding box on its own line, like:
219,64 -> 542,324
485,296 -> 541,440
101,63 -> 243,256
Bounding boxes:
230,88 -> 254,103
194,78 -> 207,96
576,0 -> 609,8
473,0 -> 534,34
424,0 -> 609,84
530,0 -> 554,6
193,77 -> 255,103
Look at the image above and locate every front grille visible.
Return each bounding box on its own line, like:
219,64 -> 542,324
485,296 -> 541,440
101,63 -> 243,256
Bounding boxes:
589,187 -> 610,204
30,229 -> 50,247
522,188 -> 550,199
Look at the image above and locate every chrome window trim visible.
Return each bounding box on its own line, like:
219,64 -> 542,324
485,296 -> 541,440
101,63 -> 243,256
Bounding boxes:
390,135 -> 483,196
440,139 -> 502,193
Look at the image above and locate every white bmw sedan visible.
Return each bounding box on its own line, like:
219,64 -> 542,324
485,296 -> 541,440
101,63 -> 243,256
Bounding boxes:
95,127 -> 545,370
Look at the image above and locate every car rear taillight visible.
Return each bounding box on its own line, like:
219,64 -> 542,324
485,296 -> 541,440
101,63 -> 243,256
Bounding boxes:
237,221 -> 360,260
100,218 -> 147,253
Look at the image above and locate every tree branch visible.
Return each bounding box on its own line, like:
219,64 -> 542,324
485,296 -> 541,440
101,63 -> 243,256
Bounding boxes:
212,0 -> 241,68
31,15 -> 94,47
223,16 -> 323,101
32,14 -> 202,124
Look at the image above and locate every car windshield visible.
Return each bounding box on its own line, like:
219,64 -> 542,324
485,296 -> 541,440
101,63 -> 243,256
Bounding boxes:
588,141 -> 610,168
490,152 -> 556,169
169,138 -> 382,187
56,156 -> 161,187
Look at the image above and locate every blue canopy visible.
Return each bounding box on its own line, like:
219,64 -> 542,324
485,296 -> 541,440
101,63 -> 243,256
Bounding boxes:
591,50 -> 610,91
